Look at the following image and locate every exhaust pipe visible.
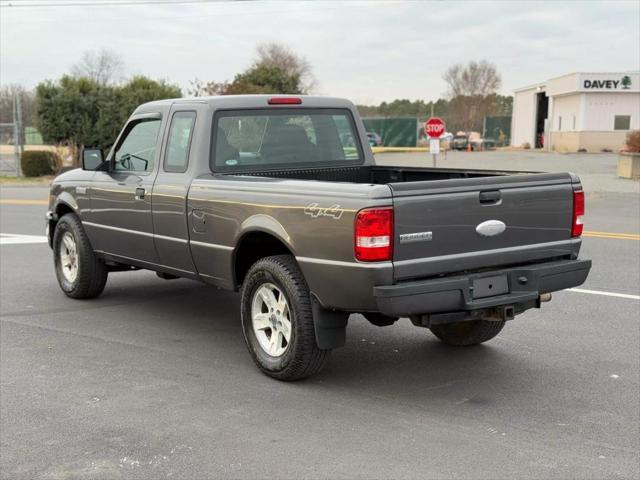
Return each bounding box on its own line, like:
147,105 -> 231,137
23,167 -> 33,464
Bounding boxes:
539,293 -> 552,303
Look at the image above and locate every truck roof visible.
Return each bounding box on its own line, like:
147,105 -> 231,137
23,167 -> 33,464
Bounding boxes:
133,94 -> 356,115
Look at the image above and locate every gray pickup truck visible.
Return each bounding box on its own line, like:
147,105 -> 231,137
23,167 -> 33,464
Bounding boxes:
47,95 -> 591,380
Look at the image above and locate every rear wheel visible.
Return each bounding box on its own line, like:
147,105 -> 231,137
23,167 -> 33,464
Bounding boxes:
430,319 -> 505,346
53,214 -> 108,299
240,255 -> 330,381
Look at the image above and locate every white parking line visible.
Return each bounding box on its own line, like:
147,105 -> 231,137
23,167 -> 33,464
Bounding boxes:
0,233 -> 48,245
566,288 -> 640,301
1,232 -> 638,302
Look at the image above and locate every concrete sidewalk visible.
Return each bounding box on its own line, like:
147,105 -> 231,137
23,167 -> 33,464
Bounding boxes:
375,151 -> 640,194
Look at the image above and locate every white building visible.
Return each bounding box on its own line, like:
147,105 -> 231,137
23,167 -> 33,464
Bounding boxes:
511,72 -> 639,152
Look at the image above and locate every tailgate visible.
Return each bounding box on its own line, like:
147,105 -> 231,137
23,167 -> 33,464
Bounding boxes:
391,172 -> 580,281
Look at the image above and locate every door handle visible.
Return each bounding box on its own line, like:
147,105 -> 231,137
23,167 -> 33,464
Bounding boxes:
479,190 -> 501,204
135,187 -> 146,200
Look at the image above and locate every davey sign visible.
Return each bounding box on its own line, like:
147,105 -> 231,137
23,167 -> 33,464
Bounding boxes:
582,75 -> 632,90
424,117 -> 446,138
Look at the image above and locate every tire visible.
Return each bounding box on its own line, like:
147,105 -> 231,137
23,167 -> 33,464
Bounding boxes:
53,213 -> 108,299
430,319 -> 506,346
240,255 -> 330,381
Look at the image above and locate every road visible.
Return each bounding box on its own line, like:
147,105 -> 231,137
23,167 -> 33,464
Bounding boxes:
1,154 -> 639,479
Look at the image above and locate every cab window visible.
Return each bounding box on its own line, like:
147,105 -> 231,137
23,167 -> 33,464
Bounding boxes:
211,108 -> 363,172
114,118 -> 161,172
164,112 -> 196,173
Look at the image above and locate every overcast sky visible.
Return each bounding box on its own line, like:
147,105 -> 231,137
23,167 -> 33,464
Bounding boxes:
1,0 -> 639,104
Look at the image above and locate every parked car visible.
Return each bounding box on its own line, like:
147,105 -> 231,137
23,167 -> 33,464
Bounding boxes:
366,131 -> 383,147
451,134 -> 469,150
46,95 -> 591,381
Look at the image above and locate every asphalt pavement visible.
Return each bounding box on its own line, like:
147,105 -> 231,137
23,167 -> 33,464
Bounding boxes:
1,152 -> 639,479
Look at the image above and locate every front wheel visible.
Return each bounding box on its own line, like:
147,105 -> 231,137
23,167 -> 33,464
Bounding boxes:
240,255 -> 330,381
53,214 -> 108,299
430,319 -> 505,346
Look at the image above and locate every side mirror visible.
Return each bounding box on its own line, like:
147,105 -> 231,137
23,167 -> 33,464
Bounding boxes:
82,148 -> 105,171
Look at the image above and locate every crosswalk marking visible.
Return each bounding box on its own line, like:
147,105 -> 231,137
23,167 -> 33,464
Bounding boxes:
0,233 -> 48,245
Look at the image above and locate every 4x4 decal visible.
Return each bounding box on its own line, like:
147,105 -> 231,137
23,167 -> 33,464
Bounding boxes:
304,203 -> 344,220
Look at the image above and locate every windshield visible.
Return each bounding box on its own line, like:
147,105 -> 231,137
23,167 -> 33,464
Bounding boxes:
211,108 -> 363,172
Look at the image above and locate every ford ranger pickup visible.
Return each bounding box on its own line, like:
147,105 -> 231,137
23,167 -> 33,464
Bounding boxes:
47,95 -> 592,380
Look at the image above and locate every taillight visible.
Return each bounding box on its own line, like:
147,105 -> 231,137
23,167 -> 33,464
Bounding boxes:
572,190 -> 584,237
355,207 -> 393,262
267,97 -> 302,105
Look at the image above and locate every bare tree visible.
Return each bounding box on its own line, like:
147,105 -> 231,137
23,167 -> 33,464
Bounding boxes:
186,42 -> 315,97
255,42 -> 315,93
71,49 -> 125,85
443,60 -> 501,98
442,60 -> 502,133
0,85 -> 36,128
447,94 -> 503,133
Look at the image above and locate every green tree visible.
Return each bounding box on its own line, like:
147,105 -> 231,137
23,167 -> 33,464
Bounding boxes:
36,75 -> 181,160
255,43 -> 314,93
187,42 -> 310,96
95,76 -> 181,151
119,76 -> 181,114
226,64 -> 303,95
357,98 -> 451,123
36,76 -> 105,151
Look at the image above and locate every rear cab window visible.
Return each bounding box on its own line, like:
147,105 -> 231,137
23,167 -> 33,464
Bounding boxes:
164,111 -> 196,173
210,108 -> 364,172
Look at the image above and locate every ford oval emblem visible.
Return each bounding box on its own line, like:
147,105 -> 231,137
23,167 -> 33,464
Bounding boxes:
476,220 -> 506,237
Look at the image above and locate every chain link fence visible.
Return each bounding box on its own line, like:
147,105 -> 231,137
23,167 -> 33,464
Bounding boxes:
362,117 -> 419,147
0,95 -> 24,176
483,115 -> 512,146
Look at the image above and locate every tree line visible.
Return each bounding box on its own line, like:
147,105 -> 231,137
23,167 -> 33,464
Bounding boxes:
1,49 -> 180,155
357,61 -> 513,133
2,46 -> 512,160
357,94 -> 512,132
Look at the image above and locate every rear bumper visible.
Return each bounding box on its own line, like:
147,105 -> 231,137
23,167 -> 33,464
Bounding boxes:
373,259 -> 591,318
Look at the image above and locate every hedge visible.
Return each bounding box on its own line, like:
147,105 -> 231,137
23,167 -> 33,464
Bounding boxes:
20,151 -> 55,177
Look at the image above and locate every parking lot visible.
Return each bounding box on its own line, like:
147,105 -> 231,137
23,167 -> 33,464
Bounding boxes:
1,151 -> 639,479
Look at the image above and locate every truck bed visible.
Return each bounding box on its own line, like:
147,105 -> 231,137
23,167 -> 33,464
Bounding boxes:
230,165 -> 580,282
235,165 -> 510,184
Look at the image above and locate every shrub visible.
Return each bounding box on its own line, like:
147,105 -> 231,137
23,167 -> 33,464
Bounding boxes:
20,150 -> 54,177
625,130 -> 640,153
522,142 -> 531,149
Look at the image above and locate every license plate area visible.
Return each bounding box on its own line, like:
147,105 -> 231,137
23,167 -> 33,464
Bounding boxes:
472,275 -> 509,299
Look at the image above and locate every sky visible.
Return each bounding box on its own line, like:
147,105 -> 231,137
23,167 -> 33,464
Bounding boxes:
1,0 -> 639,105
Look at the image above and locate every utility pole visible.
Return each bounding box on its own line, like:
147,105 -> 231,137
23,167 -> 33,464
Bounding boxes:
12,96 -> 19,176
15,94 -> 23,176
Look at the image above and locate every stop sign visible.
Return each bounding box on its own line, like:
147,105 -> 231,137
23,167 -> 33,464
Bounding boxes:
424,117 -> 446,138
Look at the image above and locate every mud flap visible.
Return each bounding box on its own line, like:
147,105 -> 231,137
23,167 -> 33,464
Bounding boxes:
311,295 -> 349,350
